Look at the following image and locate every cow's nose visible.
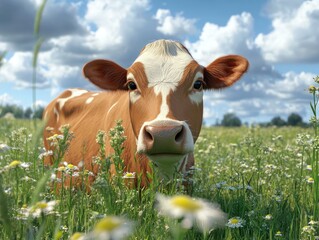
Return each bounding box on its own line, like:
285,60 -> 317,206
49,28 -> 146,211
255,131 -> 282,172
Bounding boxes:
142,124 -> 185,154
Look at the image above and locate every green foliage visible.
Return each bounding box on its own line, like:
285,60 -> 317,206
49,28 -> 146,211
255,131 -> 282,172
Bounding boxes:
0,119 -> 318,240
221,113 -> 242,127
270,116 -> 287,127
287,113 -> 303,126
0,104 -> 44,119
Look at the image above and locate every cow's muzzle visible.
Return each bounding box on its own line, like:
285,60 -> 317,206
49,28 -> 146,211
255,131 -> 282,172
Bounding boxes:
137,120 -> 194,155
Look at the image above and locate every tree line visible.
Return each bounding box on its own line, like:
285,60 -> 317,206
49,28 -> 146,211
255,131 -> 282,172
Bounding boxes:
0,104 -> 44,119
216,112 -> 307,127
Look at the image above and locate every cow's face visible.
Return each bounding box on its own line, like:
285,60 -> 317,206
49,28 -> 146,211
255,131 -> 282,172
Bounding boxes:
83,40 -> 249,177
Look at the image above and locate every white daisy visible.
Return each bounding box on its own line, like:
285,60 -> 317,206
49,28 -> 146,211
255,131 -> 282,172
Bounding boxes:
156,194 -> 226,232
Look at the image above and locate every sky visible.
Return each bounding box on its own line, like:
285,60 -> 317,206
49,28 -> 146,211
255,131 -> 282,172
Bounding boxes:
0,0 -> 318,125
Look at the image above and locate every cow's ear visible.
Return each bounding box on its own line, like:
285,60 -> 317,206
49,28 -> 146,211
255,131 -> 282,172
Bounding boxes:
83,59 -> 127,90
204,55 -> 248,89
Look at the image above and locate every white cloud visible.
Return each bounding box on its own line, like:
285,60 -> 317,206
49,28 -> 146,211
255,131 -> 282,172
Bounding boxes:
185,12 -> 253,65
0,52 -> 50,89
154,9 -> 197,36
0,93 -> 20,105
84,0 -> 154,52
256,0 -> 319,63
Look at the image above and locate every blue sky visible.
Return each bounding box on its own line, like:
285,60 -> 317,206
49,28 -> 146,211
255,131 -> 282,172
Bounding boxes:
0,0 -> 318,125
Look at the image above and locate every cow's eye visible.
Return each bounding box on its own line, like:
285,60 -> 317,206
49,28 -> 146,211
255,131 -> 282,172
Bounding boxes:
127,81 -> 137,91
193,80 -> 203,90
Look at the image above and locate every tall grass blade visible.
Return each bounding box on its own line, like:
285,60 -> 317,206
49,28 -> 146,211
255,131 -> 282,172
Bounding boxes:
0,176 -> 12,239
34,0 -> 47,36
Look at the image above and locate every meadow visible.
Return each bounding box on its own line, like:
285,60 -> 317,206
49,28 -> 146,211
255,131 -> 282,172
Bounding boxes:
0,114 -> 318,239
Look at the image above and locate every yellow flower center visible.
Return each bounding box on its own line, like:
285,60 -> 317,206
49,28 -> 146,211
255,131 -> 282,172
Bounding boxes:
230,218 -> 239,224
125,173 -> 134,177
36,202 -> 48,209
9,160 -> 21,168
70,232 -> 83,240
94,217 -> 122,232
308,177 -> 314,182
67,164 -> 74,169
170,195 -> 202,212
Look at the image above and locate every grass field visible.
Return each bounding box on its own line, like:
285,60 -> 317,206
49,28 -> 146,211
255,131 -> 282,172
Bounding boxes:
0,116 -> 318,239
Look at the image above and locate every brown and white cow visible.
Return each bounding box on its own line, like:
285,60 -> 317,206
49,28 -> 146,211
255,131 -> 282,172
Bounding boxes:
43,39 -> 248,186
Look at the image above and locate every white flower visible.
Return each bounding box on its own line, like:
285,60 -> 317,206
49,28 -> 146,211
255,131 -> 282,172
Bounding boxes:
0,143 -> 10,153
264,214 -> 273,220
275,231 -> 283,237
122,172 -> 136,179
226,217 -> 245,228
307,177 -> 315,184
19,200 -> 59,218
84,216 -> 134,240
156,194 -> 226,232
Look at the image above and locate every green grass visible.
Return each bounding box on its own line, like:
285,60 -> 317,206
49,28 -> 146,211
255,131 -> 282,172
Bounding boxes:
0,119 -> 318,239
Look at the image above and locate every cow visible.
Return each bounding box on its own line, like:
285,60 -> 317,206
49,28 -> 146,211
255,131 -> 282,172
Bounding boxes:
43,39 -> 248,187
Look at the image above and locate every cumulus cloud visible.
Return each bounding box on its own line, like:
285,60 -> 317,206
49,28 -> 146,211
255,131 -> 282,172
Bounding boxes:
256,0 -> 319,63
0,52 -> 50,89
0,0 -> 86,51
154,9 -> 197,37
185,11 -> 315,124
0,93 -> 20,105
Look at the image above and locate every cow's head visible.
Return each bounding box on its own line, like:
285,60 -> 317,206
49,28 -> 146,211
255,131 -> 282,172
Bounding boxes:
83,40 -> 248,177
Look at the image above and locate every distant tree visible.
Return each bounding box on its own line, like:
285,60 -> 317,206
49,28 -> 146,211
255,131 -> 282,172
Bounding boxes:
33,106 -> 44,119
24,107 -> 33,119
287,113 -> 303,126
0,104 -> 24,118
270,116 -> 286,127
221,113 -> 242,127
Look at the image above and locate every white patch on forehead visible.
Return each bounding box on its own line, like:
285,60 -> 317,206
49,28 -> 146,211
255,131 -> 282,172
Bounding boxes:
57,89 -> 88,110
134,40 -> 193,94
85,97 -> 94,104
92,93 -> 99,96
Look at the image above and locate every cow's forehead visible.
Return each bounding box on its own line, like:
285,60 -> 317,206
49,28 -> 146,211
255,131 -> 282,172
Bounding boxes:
132,40 -> 195,94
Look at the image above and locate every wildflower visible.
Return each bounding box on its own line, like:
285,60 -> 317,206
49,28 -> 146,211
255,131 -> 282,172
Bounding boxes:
156,194 -> 226,232
46,126 -> 54,132
9,160 -> 22,168
21,176 -> 36,182
122,172 -> 136,179
86,216 -> 134,240
306,165 -> 312,171
275,231 -> 283,237
307,177 -> 315,184
0,143 -> 10,152
309,86 -> 317,94
302,225 -> 315,234
20,200 -> 59,218
226,217 -> 245,228
70,232 -> 84,240
2,160 -> 30,172
309,220 -> 319,225
264,214 -> 273,220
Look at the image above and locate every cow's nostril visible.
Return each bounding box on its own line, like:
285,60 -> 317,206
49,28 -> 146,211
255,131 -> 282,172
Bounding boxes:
175,126 -> 184,143
144,127 -> 154,142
